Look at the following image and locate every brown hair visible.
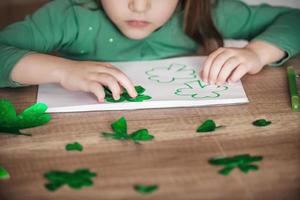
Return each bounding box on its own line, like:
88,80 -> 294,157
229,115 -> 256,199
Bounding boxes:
182,0 -> 223,54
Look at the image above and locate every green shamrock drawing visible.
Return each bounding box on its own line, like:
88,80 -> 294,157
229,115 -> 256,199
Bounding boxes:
145,63 -> 197,83
209,154 -> 263,175
104,85 -> 152,103
0,99 -> 51,136
101,117 -> 154,142
175,80 -> 229,99
44,169 -> 97,191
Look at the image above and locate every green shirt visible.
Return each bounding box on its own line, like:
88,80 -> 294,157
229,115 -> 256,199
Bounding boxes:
1,0 -> 300,87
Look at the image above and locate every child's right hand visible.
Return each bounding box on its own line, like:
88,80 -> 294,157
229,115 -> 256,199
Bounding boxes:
58,61 -> 137,102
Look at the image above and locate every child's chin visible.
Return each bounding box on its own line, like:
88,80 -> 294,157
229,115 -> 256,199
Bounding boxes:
123,31 -> 152,40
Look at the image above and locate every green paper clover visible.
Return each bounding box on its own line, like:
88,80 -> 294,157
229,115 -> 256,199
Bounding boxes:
44,168 -> 97,191
134,184 -> 159,194
0,166 -> 10,180
196,119 -> 224,132
252,119 -> 272,127
175,80 -> 229,99
65,142 -> 83,152
101,117 -> 154,142
209,154 -> 263,175
146,63 -> 197,83
0,99 -> 51,136
105,85 -> 152,103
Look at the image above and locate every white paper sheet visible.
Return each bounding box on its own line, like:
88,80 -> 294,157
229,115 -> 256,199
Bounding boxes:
37,56 -> 249,113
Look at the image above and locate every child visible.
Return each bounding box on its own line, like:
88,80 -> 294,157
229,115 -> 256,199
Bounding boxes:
1,0 -> 300,102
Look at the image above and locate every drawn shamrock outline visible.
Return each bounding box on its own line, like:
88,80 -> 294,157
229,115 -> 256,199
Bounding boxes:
145,63 -> 197,83
174,80 -> 229,99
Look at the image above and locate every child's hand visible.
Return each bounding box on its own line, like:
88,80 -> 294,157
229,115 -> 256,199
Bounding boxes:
58,61 -> 137,102
200,47 -> 264,85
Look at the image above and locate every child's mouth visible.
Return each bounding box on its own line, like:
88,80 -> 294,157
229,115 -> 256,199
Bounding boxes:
126,20 -> 150,28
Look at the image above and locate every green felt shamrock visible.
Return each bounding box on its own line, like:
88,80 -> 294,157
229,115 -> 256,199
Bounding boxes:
0,99 -> 51,136
252,119 -> 272,127
65,142 -> 83,152
196,119 -> 224,132
44,168 -> 97,191
134,184 -> 159,194
104,85 -> 152,103
101,117 -> 154,142
209,154 -> 263,175
0,166 -> 10,180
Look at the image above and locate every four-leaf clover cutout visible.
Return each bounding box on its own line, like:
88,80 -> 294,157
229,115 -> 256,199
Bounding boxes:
0,99 -> 51,135
101,117 -> 154,142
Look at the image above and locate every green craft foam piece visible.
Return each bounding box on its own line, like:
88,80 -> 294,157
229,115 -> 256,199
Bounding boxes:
44,169 -> 97,191
134,184 -> 159,194
252,119 -> 272,127
104,85 -> 152,103
196,119 -> 224,132
101,117 -> 154,142
209,154 -> 263,175
0,99 -> 51,136
65,142 -> 83,152
0,166 -> 10,180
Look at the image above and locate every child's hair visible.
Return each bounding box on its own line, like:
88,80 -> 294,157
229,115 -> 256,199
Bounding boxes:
182,0 -> 223,54
76,0 -> 223,54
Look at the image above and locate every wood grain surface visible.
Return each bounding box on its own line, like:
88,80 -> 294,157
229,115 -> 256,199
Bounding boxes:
0,56 -> 300,200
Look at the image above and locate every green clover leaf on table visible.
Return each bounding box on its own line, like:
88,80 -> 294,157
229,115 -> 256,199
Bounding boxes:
104,85 -> 152,103
101,117 -> 154,143
145,63 -> 197,83
65,142 -> 83,152
209,154 -> 263,175
134,184 -> 159,194
0,99 -> 51,136
175,80 -> 229,99
252,119 -> 272,127
44,169 -> 97,191
196,119 -> 224,132
0,166 -> 10,180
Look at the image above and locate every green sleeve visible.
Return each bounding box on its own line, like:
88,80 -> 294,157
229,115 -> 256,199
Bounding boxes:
213,0 -> 300,66
0,0 -> 78,87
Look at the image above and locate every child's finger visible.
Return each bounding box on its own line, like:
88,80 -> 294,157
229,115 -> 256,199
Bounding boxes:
94,66 -> 137,98
216,57 -> 240,85
228,64 -> 248,83
201,48 -> 225,83
88,82 -> 105,102
207,52 -> 233,84
93,73 -> 122,100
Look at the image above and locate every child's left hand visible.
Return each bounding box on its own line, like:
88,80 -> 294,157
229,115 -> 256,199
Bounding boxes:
200,47 -> 264,85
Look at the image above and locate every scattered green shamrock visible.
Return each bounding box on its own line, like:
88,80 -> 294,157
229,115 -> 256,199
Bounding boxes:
209,154 -> 263,175
44,168 -> 97,191
145,63 -> 197,83
104,85 -> 152,103
252,119 -> 272,127
65,142 -> 83,152
175,80 -> 229,99
101,117 -> 154,142
134,184 -> 159,194
0,166 -> 10,180
0,99 -> 51,136
197,119 -> 224,132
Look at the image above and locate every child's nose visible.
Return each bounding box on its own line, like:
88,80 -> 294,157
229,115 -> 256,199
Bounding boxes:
129,0 -> 151,13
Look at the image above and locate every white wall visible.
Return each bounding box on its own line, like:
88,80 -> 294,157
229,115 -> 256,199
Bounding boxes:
243,0 -> 300,8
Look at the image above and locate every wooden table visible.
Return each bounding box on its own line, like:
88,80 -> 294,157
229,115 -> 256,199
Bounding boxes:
0,57 -> 300,200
